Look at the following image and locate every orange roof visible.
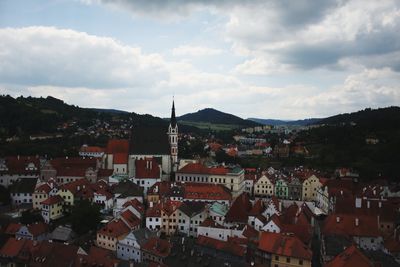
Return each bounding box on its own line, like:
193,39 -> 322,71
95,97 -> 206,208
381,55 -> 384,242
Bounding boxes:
120,209 -> 141,229
5,223 -> 22,235
183,182 -> 232,201
106,139 -> 129,154
0,237 -> 30,257
98,219 -> 130,238
74,246 -> 119,267
35,183 -> 52,194
258,232 -> 312,260
177,163 -> 229,175
123,198 -> 145,214
113,153 -> 128,164
325,245 -> 372,267
26,222 -> 49,237
146,203 -> 162,217
135,158 -> 160,179
197,235 -> 246,257
41,195 -> 64,205
225,193 -> 252,223
322,214 -> 381,238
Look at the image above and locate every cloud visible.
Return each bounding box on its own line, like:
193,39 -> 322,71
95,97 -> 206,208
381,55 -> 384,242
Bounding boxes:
172,45 -> 222,57
0,26 -> 168,89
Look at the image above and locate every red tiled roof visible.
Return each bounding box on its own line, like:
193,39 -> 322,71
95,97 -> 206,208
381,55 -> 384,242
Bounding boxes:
197,235 -> 246,257
98,219 -> 130,238
120,209 -> 141,229
183,182 -> 232,201
142,237 -> 172,258
56,167 -> 86,177
225,193 -> 252,223
41,195 -> 64,205
35,183 -> 52,194
161,199 -> 181,216
1,156 -> 40,175
26,222 -> 49,237
59,178 -> 91,195
325,245 -> 372,267
199,218 -> 225,229
147,181 -> 173,196
249,199 -> 265,216
5,223 -> 22,235
106,139 -> 129,154
123,198 -> 145,213
50,157 -> 97,171
0,237 -> 30,257
113,152 -> 128,164
135,158 -> 160,179
146,203 -> 162,217
258,232 -> 312,260
74,246 -> 119,267
177,163 -> 229,175
97,168 -> 114,178
322,214 -> 381,238
385,238 -> 400,253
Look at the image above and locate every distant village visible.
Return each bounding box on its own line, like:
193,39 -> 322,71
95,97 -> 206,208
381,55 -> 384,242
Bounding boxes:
0,102 -> 397,267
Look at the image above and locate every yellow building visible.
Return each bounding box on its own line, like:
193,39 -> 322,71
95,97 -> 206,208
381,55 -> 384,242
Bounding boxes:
160,200 -> 181,236
33,184 -> 51,210
57,178 -> 91,208
302,174 -> 322,202
254,175 -> 275,197
41,195 -> 64,223
97,219 -> 130,251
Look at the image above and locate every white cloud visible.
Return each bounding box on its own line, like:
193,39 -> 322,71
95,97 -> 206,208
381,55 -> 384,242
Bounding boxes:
172,45 -> 222,57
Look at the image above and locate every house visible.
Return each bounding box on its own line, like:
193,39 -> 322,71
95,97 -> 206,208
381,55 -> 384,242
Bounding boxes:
141,237 -> 172,264
225,193 -> 252,225
116,228 -> 157,262
254,174 -> 275,197
0,156 -> 40,187
112,180 -> 144,216
175,163 -> 245,198
15,222 -> 49,241
322,214 -> 383,250
209,201 -> 229,225
93,187 -> 113,211
41,195 -> 64,223
177,201 -> 208,237
104,139 -> 129,174
146,202 -> 162,231
248,199 -> 265,228
257,232 -> 312,267
43,157 -> 98,183
197,218 -> 245,241
288,177 -> 302,201
97,219 -> 130,251
262,196 -> 282,220
275,178 -> 289,199
302,174 -> 322,202
130,157 -> 162,195
120,198 -> 145,220
75,246 -> 120,267
33,179 -> 58,210
9,178 -> 38,206
57,178 -> 91,208
160,200 -> 181,236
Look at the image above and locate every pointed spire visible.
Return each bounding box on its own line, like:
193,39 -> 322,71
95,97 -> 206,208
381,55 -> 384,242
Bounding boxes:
170,99 -> 177,127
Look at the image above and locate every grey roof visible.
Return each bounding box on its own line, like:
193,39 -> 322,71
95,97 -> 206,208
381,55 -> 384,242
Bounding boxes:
178,201 -> 206,217
9,178 -> 37,193
113,180 -> 143,197
361,248 -> 400,267
323,234 -> 352,257
130,126 -> 170,155
131,228 -> 158,246
51,225 -> 76,242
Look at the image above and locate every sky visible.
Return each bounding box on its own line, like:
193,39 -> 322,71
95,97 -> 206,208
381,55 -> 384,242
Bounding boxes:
0,0 -> 400,119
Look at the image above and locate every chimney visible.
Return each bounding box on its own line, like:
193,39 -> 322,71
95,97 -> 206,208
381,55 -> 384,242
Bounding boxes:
336,216 -> 340,223
367,201 -> 370,209
17,155 -> 20,160
379,202 -> 382,208
150,202 -> 154,208
340,190 -> 343,196
355,218 -> 359,226
355,197 -> 362,208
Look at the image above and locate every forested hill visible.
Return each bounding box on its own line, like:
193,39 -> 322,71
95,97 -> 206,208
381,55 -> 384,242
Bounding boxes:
178,108 -> 260,127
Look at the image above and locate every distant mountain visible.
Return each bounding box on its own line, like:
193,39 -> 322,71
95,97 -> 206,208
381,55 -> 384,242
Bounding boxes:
248,118 -> 321,126
178,108 -> 260,128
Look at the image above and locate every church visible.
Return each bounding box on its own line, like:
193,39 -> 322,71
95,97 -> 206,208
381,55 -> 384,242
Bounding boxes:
127,100 -> 178,181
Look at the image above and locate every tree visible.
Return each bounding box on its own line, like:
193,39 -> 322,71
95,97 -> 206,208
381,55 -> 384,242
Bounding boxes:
20,210 -> 43,225
70,200 -> 101,235
0,185 -> 10,205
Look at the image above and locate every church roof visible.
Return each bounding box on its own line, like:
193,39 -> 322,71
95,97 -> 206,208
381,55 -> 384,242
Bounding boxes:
170,100 -> 177,128
129,126 -> 170,155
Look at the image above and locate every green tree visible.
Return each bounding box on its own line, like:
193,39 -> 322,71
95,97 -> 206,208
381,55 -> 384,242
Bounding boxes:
70,200 -> 101,235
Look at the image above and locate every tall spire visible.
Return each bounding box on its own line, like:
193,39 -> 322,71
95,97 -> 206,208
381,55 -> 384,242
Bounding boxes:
170,99 -> 177,128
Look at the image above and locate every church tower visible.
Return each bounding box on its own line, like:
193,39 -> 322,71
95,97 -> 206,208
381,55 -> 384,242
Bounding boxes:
168,100 -> 178,171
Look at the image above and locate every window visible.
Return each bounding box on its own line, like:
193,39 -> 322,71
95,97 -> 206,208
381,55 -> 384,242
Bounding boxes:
286,257 -> 290,263
299,260 -> 303,265
275,256 -> 279,261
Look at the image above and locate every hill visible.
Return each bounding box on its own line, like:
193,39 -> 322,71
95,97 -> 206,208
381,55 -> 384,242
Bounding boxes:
296,106 -> 400,180
178,108 -> 260,130
248,118 -> 321,126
